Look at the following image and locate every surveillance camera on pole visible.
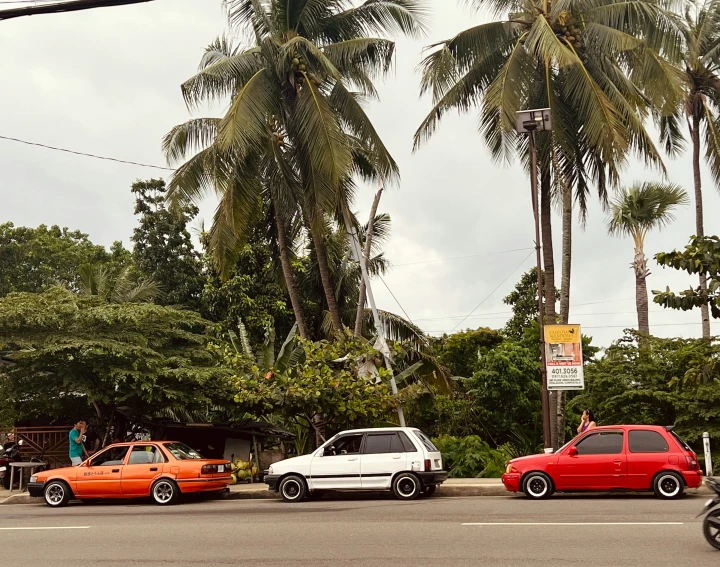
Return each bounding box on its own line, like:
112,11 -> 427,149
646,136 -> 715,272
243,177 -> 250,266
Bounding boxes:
514,108 -> 552,451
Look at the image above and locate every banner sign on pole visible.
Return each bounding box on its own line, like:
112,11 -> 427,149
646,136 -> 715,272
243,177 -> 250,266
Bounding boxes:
544,324 -> 584,391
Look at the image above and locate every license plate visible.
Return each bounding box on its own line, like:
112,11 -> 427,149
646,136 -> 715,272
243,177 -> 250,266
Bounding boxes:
218,465 -> 225,473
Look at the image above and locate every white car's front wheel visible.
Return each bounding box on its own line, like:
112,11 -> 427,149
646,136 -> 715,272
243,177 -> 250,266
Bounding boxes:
279,475 -> 307,503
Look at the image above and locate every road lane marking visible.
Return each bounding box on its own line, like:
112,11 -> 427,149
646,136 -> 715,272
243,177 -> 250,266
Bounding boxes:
0,526 -> 91,531
462,522 -> 683,526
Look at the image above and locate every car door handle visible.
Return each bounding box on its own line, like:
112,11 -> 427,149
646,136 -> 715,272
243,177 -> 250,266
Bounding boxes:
348,458 -> 358,461
112,469 -> 120,473
150,467 -> 158,472
613,460 -> 622,465
392,456 -> 402,459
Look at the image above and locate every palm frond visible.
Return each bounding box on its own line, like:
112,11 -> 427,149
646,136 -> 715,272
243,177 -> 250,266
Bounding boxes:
162,118 -> 221,166
607,182 -> 689,238
323,0 -> 430,41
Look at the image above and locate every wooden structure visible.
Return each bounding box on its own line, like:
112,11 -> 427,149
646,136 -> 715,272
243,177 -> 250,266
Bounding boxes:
14,426 -> 70,469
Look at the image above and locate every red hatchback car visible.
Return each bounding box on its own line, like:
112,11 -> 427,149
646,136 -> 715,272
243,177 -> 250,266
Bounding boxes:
502,425 -> 702,499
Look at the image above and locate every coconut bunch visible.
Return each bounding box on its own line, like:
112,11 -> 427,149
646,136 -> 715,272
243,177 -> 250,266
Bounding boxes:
230,456 -> 259,484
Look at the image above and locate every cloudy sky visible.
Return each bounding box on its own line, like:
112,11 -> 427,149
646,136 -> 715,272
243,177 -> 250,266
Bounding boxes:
1,0 -> 717,348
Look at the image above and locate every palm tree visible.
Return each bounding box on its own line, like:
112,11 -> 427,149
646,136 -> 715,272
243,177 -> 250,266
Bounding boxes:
414,0 -> 681,447
660,0 -> 720,339
164,0 -> 428,336
607,183 -> 688,335
78,264 -> 159,304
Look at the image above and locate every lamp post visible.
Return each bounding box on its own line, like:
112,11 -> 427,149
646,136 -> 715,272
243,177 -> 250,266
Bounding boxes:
515,108 -> 552,451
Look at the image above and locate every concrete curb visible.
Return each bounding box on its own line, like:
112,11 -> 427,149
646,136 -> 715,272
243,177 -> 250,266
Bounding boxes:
1,483 -> 710,505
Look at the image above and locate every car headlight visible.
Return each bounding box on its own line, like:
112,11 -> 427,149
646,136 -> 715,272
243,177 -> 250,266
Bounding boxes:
505,464 -> 513,474
268,466 -> 274,475
29,475 -> 38,483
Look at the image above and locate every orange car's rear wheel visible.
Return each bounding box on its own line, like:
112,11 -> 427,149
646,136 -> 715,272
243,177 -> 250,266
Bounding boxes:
151,478 -> 179,505
44,480 -> 71,507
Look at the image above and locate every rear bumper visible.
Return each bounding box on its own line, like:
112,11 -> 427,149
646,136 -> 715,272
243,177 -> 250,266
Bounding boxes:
501,473 -> 521,492
417,471 -> 448,486
264,474 -> 280,491
683,470 -> 703,489
27,482 -> 45,498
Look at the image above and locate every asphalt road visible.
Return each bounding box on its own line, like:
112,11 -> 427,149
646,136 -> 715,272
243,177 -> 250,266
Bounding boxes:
1,493 -> 717,566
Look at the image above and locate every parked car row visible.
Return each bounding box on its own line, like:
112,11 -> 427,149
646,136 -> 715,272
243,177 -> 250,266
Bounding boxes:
25,424 -> 702,507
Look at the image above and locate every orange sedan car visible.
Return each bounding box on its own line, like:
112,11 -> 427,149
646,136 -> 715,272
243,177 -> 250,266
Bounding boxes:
28,441 -> 232,507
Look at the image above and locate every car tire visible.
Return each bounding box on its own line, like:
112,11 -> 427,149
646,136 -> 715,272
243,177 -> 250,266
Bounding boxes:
393,472 -> 421,500
279,475 -> 307,503
522,472 -> 553,500
44,480 -> 71,508
653,471 -> 684,499
703,509 -> 720,550
151,478 -> 179,505
420,485 -> 437,498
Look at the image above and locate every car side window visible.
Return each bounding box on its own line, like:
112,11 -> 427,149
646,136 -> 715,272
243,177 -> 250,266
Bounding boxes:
628,431 -> 669,453
89,446 -> 130,467
364,433 -> 405,454
575,432 -> 624,455
327,434 -> 363,456
397,431 -> 418,452
128,445 -> 166,465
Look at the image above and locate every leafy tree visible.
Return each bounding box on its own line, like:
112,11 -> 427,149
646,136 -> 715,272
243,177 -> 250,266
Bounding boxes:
462,341 -> 542,447
432,435 -> 508,478
78,264 -> 159,304
222,331 -> 396,445
606,182 -> 688,335
502,268 -> 555,341
654,235 -> 720,320
164,0 -> 428,335
0,223 -> 113,297
433,328 -> 503,378
569,332 -> 720,450
0,288 -> 236,429
660,0 -> 720,338
131,179 -> 204,308
200,216 -> 295,348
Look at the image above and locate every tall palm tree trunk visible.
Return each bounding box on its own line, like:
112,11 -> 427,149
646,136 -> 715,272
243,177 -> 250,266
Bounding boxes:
273,200 -> 309,339
557,182 -> 572,445
308,215 -> 344,333
540,166 -> 558,449
634,245 -> 650,335
354,189 -> 383,337
691,110 -> 712,339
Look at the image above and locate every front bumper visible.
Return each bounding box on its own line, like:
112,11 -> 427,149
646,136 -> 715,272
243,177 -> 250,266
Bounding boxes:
27,482 -> 45,498
501,473 -> 521,492
264,474 -> 280,491
417,471 -> 448,486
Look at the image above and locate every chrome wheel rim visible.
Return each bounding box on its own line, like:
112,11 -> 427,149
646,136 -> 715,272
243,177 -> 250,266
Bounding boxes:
398,477 -> 417,497
527,476 -> 548,497
46,484 -> 64,505
658,474 -> 680,497
154,481 -> 174,503
282,479 -> 301,500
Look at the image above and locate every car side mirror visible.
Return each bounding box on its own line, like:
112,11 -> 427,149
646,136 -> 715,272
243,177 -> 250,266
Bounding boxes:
568,446 -> 578,457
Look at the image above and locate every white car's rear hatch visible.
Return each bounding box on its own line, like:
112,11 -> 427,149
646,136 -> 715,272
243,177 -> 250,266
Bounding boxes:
412,429 -> 443,470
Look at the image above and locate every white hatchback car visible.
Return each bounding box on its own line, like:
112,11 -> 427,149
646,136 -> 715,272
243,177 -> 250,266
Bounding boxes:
264,427 -> 447,502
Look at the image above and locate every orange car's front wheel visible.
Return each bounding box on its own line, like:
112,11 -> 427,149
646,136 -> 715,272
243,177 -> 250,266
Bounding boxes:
151,479 -> 179,506
44,480 -> 71,508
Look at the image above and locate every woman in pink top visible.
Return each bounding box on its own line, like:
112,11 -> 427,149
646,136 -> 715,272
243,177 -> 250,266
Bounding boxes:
577,409 -> 596,434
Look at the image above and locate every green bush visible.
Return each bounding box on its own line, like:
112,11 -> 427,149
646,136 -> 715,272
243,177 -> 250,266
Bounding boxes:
432,435 -> 508,478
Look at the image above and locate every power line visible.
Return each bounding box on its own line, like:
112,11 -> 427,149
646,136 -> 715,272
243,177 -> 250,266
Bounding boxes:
450,250 -> 535,332
377,275 -> 414,323
392,247 -> 534,267
414,309 -> 642,323
0,135 -> 173,171
426,321 -> 708,334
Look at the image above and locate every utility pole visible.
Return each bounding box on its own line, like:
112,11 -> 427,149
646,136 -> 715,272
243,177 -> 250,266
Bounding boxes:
0,0 -> 154,21
515,109 -> 552,451
343,204 -> 406,427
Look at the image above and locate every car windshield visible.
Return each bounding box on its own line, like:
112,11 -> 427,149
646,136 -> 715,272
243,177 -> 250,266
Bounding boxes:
164,442 -> 204,460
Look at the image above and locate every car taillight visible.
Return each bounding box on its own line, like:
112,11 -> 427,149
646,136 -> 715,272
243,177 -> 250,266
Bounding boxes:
201,465 -> 218,474
686,455 -> 699,470
424,459 -> 431,471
